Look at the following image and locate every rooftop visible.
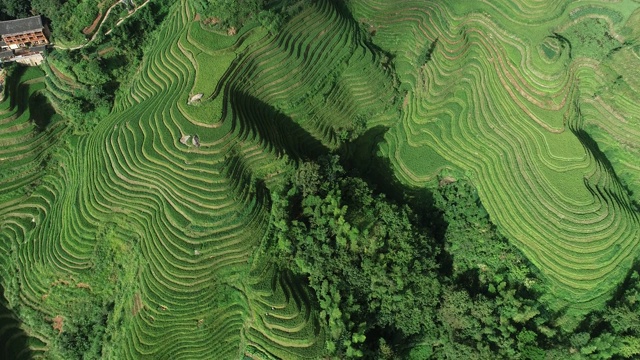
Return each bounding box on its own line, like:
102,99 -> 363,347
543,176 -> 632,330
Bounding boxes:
0,16 -> 44,36
0,50 -> 13,59
30,45 -> 47,53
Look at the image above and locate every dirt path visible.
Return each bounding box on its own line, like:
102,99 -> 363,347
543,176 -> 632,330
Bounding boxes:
106,0 -> 152,35
97,46 -> 115,56
55,0 -> 151,51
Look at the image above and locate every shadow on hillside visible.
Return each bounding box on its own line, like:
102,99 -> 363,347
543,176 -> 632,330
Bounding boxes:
222,151 -> 270,211
29,93 -> 55,131
229,91 -> 330,162
0,284 -> 33,360
340,125 -> 448,248
6,66 -> 28,113
570,256 -> 640,339
571,127 -> 640,217
4,66 -> 55,132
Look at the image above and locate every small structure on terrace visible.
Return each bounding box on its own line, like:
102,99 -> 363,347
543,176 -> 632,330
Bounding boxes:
0,15 -> 50,66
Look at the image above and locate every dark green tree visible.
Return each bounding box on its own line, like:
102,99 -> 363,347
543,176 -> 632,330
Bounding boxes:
272,156 -> 440,358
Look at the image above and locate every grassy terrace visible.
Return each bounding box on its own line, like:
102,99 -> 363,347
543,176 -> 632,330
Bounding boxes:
0,0 -> 340,358
350,0 -> 640,321
0,66 -> 63,359
0,0 -> 639,357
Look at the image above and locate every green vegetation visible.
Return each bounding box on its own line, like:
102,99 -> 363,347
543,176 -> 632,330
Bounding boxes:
355,0 -> 640,321
270,160 -> 640,359
0,0 -> 639,358
271,156 -> 440,357
0,0 -> 100,44
0,0 -> 30,20
194,0 -> 310,33
40,0 -> 173,131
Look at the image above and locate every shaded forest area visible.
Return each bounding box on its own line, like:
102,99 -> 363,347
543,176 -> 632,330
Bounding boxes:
269,154 -> 640,359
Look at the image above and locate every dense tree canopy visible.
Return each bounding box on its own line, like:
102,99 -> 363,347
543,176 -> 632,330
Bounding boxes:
269,155 -> 640,359
0,0 -> 31,20
194,0 -> 310,33
271,156 -> 441,357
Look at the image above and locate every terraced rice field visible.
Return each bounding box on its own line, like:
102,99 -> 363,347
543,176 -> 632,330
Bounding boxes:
349,0 -> 640,319
2,0 -> 640,357
0,67 -> 62,359
1,1 -> 376,358
36,2 -> 327,357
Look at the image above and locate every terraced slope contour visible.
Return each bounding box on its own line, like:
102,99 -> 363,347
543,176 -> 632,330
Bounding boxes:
349,0 -> 640,318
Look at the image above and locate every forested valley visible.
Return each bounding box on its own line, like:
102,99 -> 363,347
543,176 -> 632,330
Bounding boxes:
267,155 -> 640,359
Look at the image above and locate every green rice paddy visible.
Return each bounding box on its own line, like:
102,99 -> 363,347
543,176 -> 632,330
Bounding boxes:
0,0 -> 639,357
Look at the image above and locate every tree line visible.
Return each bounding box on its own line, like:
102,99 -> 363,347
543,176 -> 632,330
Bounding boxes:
269,155 -> 640,359
194,0 -> 312,34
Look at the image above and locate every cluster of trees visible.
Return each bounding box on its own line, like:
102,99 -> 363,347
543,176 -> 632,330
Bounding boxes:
0,0 -> 98,44
269,155 -> 640,359
0,0 -> 30,20
43,0 -> 171,131
271,156 -> 441,356
194,0 -> 310,34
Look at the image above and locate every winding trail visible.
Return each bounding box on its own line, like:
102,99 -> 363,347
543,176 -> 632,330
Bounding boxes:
107,0 -> 152,35
53,0 -> 151,51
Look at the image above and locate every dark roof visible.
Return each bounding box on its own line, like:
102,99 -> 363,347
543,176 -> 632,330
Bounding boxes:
0,40 -> 5,47
30,45 -> 46,53
0,50 -> 14,59
0,16 -> 44,36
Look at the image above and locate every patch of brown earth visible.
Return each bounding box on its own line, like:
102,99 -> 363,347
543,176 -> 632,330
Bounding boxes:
83,12 -> 102,35
76,282 -> 92,290
52,315 -> 64,334
203,17 -> 220,26
98,46 -> 115,57
51,279 -> 70,287
48,63 -> 79,88
194,13 -> 201,21
438,176 -> 457,187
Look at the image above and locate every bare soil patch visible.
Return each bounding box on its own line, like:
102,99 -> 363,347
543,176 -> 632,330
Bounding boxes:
83,12 -> 103,35
439,176 -> 457,187
203,17 -> 220,26
49,62 -> 79,88
98,46 -> 115,57
52,315 -> 64,334
76,282 -> 92,290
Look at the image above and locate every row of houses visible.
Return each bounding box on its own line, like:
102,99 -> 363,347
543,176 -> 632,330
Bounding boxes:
0,15 -> 50,66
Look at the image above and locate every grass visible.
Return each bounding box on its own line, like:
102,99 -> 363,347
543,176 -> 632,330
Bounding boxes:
1,1 -> 328,358
348,0 -> 640,324
1,0 -> 639,357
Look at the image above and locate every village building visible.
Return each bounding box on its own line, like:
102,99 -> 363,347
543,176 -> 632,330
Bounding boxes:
0,15 -> 50,66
